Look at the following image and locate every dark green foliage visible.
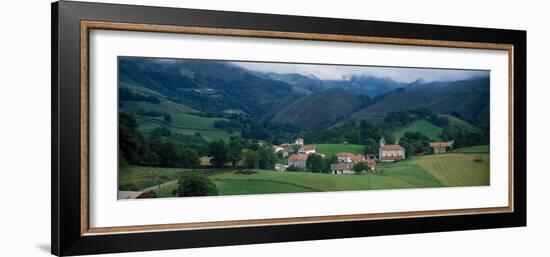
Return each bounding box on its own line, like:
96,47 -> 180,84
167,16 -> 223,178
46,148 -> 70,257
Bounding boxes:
258,144 -> 277,170
364,138 -> 378,155
118,112 -> 149,164
401,132 -> 430,154
353,162 -> 369,173
149,127 -> 172,140
228,136 -> 244,166
147,140 -> 200,167
208,140 -> 229,168
306,154 -> 325,173
440,126 -> 489,148
163,113 -> 172,123
428,114 -> 449,127
242,150 -> 260,169
174,172 -> 219,197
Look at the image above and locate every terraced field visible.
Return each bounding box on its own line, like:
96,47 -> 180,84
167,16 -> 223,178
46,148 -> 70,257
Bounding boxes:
137,113 -> 239,142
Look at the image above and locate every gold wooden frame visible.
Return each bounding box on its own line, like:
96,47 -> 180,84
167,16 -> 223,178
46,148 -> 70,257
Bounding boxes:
80,20 -> 515,236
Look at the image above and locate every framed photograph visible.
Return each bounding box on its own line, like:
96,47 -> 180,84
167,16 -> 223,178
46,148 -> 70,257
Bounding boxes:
52,1 -> 526,256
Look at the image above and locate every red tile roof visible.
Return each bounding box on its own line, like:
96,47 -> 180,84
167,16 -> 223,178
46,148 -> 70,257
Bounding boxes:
429,142 -> 453,147
303,145 -> 316,151
381,144 -> 404,151
288,154 -> 308,161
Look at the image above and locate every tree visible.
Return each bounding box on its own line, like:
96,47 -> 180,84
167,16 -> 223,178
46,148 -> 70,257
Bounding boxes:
399,137 -> 413,157
353,162 -> 369,174
174,172 -> 218,197
208,140 -> 229,168
149,127 -> 171,140
178,147 -> 200,167
306,154 -> 325,173
364,138 -> 378,155
163,113 -> 172,123
258,144 -> 276,170
243,150 -> 260,169
228,136 -> 243,166
119,112 -> 148,164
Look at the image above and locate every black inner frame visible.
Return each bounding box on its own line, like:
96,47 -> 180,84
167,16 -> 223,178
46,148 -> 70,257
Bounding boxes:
52,1 -> 526,256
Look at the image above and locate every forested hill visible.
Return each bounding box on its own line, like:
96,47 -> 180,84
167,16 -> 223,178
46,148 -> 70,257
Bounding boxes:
119,57 -> 489,129
119,57 -> 304,119
351,77 -> 490,125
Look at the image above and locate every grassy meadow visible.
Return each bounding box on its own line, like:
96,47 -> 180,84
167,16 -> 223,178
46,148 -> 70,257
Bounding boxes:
137,113 -> 239,142
119,146 -> 490,198
393,119 -> 443,141
313,144 -> 365,156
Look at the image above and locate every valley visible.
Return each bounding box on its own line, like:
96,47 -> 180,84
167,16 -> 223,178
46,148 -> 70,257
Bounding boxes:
116,57 -> 491,199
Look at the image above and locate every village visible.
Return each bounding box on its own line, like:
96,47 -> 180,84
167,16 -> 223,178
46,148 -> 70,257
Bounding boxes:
273,137 -> 455,175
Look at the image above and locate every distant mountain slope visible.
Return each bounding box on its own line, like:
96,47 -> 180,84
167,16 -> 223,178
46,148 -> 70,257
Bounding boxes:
255,72 -> 408,97
270,88 -> 370,129
119,57 -> 304,119
351,77 -> 490,124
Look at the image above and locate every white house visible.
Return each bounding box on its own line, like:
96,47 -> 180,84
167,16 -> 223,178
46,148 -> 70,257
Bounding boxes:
330,162 -> 355,175
288,154 -> 307,168
429,140 -> 455,154
298,145 -> 316,155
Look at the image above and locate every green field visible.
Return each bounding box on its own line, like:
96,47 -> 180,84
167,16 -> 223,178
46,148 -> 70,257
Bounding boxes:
393,119 -> 443,141
441,114 -> 482,133
137,113 -> 239,142
120,150 -> 490,198
313,144 -> 364,156
453,145 -> 489,153
412,153 -> 490,186
121,100 -> 197,115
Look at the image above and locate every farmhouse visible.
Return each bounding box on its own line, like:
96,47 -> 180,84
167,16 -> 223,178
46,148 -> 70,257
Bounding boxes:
298,145 -> 316,155
429,140 -> 455,154
336,152 -> 366,163
378,137 -> 405,162
288,154 -> 307,168
363,159 -> 377,170
330,162 -> 355,175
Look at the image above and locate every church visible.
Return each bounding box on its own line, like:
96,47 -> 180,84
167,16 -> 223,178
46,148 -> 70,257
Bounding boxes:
378,137 -> 406,162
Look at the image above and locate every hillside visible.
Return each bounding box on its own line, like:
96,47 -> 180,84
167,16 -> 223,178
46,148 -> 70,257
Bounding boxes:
259,72 -> 408,97
119,57 -> 304,119
393,119 -> 443,141
351,77 -> 490,125
392,115 -> 483,141
270,88 -> 369,129
137,113 -> 238,142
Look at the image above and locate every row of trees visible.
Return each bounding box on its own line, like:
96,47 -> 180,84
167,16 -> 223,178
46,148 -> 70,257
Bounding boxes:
119,112 -> 201,168
207,137 -> 278,169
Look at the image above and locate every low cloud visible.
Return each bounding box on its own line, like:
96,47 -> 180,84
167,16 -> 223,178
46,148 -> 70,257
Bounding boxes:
231,61 -> 488,83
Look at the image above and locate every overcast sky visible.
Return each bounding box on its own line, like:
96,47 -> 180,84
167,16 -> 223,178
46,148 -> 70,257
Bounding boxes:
231,61 -> 488,83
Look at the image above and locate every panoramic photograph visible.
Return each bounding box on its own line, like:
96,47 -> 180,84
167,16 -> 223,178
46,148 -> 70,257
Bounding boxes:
117,56 -> 490,200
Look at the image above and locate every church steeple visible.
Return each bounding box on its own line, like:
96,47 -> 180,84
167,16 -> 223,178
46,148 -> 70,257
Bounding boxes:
380,137 -> 385,147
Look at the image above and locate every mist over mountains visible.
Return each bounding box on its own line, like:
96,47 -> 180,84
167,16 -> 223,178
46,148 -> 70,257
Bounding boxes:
119,57 -> 489,130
